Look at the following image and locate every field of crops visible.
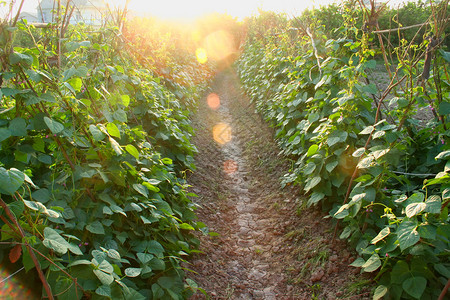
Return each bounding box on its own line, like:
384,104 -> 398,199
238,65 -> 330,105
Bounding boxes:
0,0 -> 448,299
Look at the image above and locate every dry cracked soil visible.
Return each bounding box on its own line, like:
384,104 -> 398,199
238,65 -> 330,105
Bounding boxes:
186,69 -> 373,299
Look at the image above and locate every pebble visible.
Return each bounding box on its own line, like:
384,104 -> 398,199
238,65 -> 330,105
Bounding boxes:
249,268 -> 267,281
310,268 -> 325,282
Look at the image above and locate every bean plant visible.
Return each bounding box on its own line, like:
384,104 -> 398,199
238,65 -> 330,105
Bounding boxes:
237,1 -> 449,299
0,3 -> 211,299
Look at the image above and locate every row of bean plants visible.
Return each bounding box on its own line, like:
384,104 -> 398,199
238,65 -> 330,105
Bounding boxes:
236,1 -> 449,299
0,5 -> 211,300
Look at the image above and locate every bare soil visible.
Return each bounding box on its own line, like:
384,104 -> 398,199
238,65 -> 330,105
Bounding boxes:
366,64 -> 435,126
186,69 -> 373,299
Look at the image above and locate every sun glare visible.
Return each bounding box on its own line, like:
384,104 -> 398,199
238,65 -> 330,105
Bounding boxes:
196,48 -> 208,64
213,123 -> 232,145
115,0 -> 341,21
207,93 -> 221,110
203,30 -> 235,61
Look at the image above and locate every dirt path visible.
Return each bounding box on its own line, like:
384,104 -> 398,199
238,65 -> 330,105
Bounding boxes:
187,69 -> 371,299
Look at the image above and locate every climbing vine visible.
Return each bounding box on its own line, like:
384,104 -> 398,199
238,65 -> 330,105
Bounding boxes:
0,4 -> 212,299
237,1 -> 449,299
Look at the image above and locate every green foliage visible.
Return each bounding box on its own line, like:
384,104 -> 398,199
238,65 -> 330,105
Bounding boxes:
0,12 -> 211,300
237,1 -> 449,298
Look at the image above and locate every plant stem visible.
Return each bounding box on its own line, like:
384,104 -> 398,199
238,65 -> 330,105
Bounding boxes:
0,198 -> 54,300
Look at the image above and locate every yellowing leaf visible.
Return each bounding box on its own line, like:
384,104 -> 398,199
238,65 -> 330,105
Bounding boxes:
106,123 -> 120,138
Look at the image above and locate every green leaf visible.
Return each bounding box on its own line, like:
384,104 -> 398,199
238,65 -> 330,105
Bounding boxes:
373,130 -> 385,139
391,260 -> 409,284
349,257 -> 365,267
137,253 -> 154,264
125,267 -> 142,277
360,125 -> 374,135
157,277 -> 174,289
31,188 -> 50,203
9,52 -> 33,66
126,144 -> 139,159
44,117 -> 64,134
350,193 -> 366,204
37,154 -> 52,164
398,98 -> 409,108
110,204 -> 126,216
89,125 -> 105,141
152,284 -> 165,299
325,160 -> 338,172
372,148 -> 389,160
362,253 -> 381,272
434,263 -> 450,278
436,150 -> 450,160
109,137 -> 122,155
315,74 -> 330,89
362,83 -> 377,95
0,167 -> 25,195
67,77 -> 82,92
147,240 -> 164,258
68,243 -> 83,255
357,156 -> 374,169
364,59 -> 377,69
397,221 -> 420,251
402,276 -> 427,299
304,176 -> 321,192
107,249 -> 121,260
308,192 -> 325,206
133,184 -> 148,198
147,258 -> 164,271
121,95 -> 130,107
418,224 -> 436,240
307,144 -> 319,157
9,118 -> 27,136
106,123 -> 121,138
303,162 -> 316,175
86,221 -> 105,235
140,215 -> 152,224
68,259 -> 92,267
43,227 -> 71,255
23,199 -> 41,211
334,204 -> 349,219
371,227 -> 390,244
373,285 -> 388,300
95,285 -> 112,297
405,202 -> 426,218
98,260 -> 114,273
93,270 -> 114,285
179,223 -> 195,230
352,148 -> 365,157
327,130 -> 348,147
439,49 -> 450,62
439,101 -> 450,115
0,128 -> 11,142
113,109 -> 127,123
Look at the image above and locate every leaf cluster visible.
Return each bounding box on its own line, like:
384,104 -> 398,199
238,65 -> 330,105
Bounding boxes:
237,2 -> 450,298
0,14 -> 211,300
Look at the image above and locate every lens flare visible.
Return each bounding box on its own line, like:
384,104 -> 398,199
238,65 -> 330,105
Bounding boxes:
203,30 -> 235,61
223,159 -> 238,175
207,93 -> 221,110
213,123 -> 232,145
196,48 -> 208,64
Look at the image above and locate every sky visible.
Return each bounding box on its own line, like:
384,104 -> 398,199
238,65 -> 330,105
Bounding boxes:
2,0 -> 411,22
2,0 -> 335,21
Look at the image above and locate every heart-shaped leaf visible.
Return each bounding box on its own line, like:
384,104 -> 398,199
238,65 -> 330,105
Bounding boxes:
0,167 -> 25,195
44,117 -> 64,134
